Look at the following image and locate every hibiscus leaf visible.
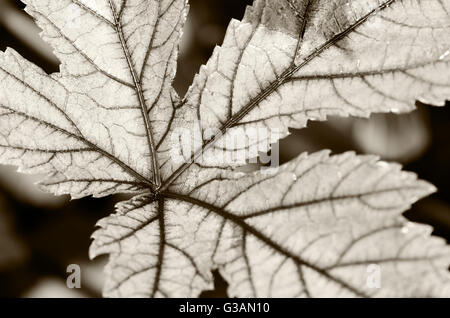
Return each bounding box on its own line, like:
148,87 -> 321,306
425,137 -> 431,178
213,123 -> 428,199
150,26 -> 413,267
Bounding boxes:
1,0 -> 450,297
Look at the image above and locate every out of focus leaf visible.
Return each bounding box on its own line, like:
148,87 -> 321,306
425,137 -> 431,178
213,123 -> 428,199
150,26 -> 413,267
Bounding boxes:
0,0 -> 58,65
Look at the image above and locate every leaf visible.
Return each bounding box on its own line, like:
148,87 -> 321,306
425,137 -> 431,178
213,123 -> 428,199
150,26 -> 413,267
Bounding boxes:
157,0 -> 450,184
1,0 -> 450,298
1,0 -> 188,197
0,199 -> 28,270
90,193 -> 215,297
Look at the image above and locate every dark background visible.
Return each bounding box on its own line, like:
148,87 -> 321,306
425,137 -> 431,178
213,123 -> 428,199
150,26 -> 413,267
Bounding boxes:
0,0 -> 449,297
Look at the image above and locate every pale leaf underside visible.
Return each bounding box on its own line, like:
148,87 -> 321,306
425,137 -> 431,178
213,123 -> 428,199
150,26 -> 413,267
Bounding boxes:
1,0 -> 188,197
91,152 -> 450,297
157,0 -> 450,184
0,0 -> 449,297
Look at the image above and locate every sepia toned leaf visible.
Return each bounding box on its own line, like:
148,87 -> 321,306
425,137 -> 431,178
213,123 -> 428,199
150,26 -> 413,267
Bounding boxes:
157,0 -> 450,184
92,151 -> 450,297
1,0 -> 450,298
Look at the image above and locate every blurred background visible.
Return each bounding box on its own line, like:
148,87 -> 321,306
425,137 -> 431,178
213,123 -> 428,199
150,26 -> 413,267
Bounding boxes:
0,0 -> 449,298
